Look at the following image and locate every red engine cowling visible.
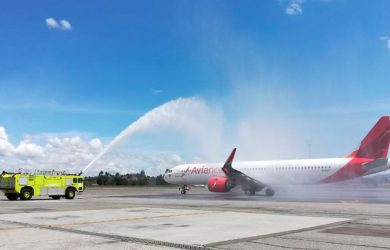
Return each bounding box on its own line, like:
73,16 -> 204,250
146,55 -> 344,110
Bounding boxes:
207,177 -> 232,192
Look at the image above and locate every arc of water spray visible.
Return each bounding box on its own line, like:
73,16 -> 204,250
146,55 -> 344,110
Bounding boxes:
80,132 -> 128,174
80,97 -> 203,175
80,108 -> 155,174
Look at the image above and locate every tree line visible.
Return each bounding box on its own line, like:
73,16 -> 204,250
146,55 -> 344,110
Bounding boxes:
84,170 -> 169,186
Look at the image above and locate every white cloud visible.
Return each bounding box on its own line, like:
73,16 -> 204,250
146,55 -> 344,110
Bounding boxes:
14,141 -> 44,158
380,36 -> 390,49
0,97 -> 223,176
60,19 -> 72,30
45,17 -> 60,29
0,127 -> 9,141
0,125 -> 184,176
89,138 -> 102,149
285,0 -> 303,15
45,17 -> 72,31
0,127 -> 14,156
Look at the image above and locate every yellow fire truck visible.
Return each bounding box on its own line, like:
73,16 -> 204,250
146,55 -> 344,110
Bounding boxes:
0,171 -> 84,200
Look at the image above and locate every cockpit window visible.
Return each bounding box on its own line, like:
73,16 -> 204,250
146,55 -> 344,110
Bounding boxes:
165,169 -> 172,174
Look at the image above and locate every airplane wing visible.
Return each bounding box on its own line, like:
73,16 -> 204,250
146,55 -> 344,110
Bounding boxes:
222,148 -> 266,193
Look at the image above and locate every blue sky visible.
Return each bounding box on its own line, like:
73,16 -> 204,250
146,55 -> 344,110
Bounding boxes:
1,0 -> 390,166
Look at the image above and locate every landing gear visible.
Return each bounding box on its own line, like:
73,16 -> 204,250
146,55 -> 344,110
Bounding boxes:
243,186 -> 275,197
265,188 -> 275,197
179,185 -> 189,195
243,186 -> 257,196
243,184 -> 260,196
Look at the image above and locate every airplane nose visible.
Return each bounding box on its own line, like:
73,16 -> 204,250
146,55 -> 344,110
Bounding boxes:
163,168 -> 173,183
163,173 -> 169,182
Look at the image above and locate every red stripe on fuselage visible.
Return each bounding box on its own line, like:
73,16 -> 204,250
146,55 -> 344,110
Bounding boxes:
321,158 -> 374,183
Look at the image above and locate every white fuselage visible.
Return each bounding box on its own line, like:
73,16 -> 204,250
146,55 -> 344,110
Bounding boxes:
164,158 -> 390,186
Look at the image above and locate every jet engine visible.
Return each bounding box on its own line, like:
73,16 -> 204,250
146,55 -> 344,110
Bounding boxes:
207,177 -> 232,192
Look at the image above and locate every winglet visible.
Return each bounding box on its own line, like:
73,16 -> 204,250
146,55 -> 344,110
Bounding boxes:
222,148 -> 236,176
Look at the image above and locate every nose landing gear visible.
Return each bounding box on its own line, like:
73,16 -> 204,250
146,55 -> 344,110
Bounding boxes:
179,185 -> 190,194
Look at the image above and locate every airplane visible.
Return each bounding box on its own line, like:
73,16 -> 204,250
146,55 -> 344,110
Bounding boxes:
163,116 -> 390,196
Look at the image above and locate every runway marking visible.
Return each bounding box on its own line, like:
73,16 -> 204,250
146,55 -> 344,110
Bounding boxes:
338,200 -> 364,204
0,219 -> 214,250
278,236 -> 390,249
35,210 -> 225,229
0,210 -> 224,231
0,226 -> 25,231
205,220 -> 351,247
323,226 -> 390,238
41,226 -> 215,250
247,240 -> 318,250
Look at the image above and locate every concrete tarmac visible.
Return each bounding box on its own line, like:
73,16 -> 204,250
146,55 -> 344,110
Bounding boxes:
1,184 -> 390,249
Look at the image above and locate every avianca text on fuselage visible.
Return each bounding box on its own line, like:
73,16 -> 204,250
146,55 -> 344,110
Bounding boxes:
164,116 -> 390,196
182,166 -> 224,175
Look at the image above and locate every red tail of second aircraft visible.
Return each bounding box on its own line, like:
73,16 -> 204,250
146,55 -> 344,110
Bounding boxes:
348,116 -> 390,159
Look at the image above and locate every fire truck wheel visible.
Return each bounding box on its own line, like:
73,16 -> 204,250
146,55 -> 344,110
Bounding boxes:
20,188 -> 33,200
65,188 -> 76,199
5,193 -> 19,200
51,196 -> 61,200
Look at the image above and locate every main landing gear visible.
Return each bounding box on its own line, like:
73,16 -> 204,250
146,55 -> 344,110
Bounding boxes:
179,185 -> 190,195
244,189 -> 257,196
244,187 -> 275,196
265,188 -> 275,197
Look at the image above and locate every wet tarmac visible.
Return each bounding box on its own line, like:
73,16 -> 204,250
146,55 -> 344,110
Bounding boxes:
1,184 -> 390,249
106,182 -> 390,203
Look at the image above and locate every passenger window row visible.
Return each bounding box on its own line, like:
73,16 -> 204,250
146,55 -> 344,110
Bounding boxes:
247,166 -> 332,171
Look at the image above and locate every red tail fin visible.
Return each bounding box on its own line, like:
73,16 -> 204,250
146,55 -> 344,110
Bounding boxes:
348,116 -> 390,159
